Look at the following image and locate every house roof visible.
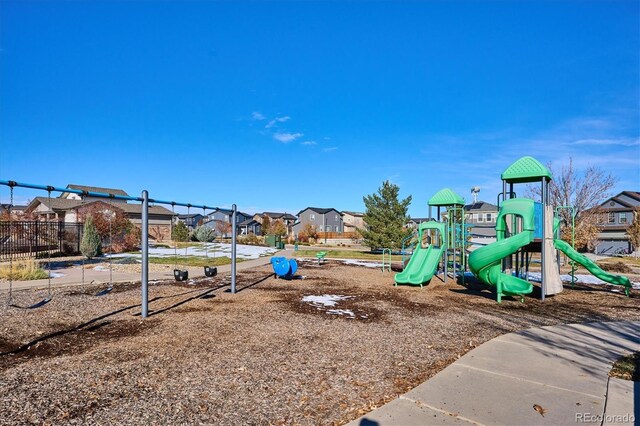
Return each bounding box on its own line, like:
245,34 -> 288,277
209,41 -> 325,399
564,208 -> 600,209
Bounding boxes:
409,217 -> 431,223
27,197 -> 173,216
177,214 -> 202,219
598,191 -> 640,209
464,201 -> 498,212
260,212 -> 297,220
239,218 -> 260,226
342,211 -> 364,217
63,184 -> 129,197
297,207 -> 341,215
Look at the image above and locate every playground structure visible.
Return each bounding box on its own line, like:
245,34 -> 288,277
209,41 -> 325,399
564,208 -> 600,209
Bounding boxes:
395,156 -> 632,302
0,180 -> 241,317
270,257 -> 298,279
395,188 -> 466,287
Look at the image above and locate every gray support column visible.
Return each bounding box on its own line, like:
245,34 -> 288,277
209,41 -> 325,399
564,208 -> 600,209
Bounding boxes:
541,180 -> 546,301
141,190 -> 149,318
231,204 -> 237,294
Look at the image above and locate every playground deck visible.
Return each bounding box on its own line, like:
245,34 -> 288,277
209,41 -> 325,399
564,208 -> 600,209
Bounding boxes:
1,260 -> 638,425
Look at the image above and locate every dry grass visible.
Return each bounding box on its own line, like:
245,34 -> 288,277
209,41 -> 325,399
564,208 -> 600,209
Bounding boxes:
0,260 -> 638,425
0,259 -> 49,281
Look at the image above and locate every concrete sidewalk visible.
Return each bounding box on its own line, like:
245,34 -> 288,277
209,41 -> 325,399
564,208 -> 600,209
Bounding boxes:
0,250 -> 291,292
350,321 -> 639,425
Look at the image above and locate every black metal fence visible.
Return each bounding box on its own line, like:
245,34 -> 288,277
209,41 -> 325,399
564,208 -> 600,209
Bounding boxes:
0,221 -> 84,260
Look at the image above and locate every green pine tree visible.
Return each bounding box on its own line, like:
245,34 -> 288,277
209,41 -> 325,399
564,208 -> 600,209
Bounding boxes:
80,216 -> 102,259
172,221 -> 190,242
362,180 -> 412,250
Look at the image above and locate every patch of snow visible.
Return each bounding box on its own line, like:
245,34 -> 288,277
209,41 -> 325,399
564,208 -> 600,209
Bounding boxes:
326,309 -> 355,318
341,259 -> 383,269
302,294 -> 353,308
93,266 -> 110,271
48,272 -> 66,278
526,272 -> 639,289
109,243 -> 278,260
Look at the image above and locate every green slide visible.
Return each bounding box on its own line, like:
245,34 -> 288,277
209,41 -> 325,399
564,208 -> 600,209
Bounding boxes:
468,198 -> 535,303
395,222 -> 445,287
554,239 -> 631,296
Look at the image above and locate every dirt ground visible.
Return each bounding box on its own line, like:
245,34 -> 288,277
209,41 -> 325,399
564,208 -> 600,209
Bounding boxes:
1,260 -> 638,425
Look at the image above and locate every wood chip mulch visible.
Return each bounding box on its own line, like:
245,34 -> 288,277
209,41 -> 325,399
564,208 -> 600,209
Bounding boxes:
1,260 -> 638,425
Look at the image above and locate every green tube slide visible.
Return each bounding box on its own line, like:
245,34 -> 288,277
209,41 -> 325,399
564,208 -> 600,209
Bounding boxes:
554,239 -> 631,296
395,222 -> 445,287
468,232 -> 533,303
468,198 -> 536,303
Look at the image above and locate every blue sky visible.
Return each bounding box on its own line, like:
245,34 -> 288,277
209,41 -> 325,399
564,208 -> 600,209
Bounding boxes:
1,1 -> 638,217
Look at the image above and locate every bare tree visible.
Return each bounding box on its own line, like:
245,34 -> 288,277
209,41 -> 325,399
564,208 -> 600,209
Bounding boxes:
529,158 -> 617,251
216,220 -> 232,239
626,208 -> 640,257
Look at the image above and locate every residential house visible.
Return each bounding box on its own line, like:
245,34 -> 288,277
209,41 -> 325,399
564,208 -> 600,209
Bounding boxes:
464,201 -> 498,237
593,191 -> 639,255
0,204 -> 27,217
253,212 -> 298,236
175,214 -> 204,231
292,207 -> 343,236
24,184 -> 174,240
202,208 -> 251,236
239,218 -> 262,235
342,211 -> 365,233
406,217 -> 431,230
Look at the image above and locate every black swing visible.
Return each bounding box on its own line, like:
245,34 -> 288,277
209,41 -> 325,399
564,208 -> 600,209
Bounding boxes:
202,206 -> 217,278
6,185 -> 53,309
172,203 -> 189,281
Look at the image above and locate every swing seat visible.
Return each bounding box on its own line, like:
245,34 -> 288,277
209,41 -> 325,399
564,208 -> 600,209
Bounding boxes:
174,269 -> 189,281
204,266 -> 217,277
95,286 -> 114,297
13,298 -> 52,310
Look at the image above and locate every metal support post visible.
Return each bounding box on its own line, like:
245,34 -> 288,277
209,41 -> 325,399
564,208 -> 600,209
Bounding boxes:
231,204 -> 237,294
141,190 -> 149,318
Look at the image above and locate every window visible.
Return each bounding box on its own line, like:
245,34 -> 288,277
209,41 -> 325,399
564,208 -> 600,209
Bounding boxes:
326,226 -> 331,232
310,214 -> 315,221
335,225 -> 339,232
485,213 -> 493,222
596,214 -> 605,224
335,214 -> 338,221
478,214 -> 484,222
619,212 -> 627,224
608,212 -> 615,224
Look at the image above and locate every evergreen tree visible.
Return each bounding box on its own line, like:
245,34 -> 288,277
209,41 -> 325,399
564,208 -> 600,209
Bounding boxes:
362,181 -> 412,250
172,221 -> 190,242
262,215 -> 271,235
194,225 -> 216,242
80,216 -> 102,259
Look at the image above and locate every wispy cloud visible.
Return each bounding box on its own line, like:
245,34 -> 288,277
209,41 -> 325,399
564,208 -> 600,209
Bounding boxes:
274,132 -> 303,143
265,116 -> 291,129
301,140 -> 316,146
323,147 -> 338,152
251,111 -> 266,120
571,137 -> 639,147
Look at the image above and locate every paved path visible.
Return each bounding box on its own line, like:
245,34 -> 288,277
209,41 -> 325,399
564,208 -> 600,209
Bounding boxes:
349,321 -> 639,425
0,250 -> 292,292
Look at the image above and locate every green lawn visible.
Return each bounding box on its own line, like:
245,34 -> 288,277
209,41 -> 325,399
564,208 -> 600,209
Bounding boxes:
293,249 -> 404,261
149,256 -> 241,267
609,352 -> 639,381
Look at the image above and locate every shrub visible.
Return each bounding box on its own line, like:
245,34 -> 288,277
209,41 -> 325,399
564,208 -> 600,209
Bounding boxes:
80,216 -> 102,259
0,259 -> 49,281
172,221 -> 190,242
194,225 -> 216,242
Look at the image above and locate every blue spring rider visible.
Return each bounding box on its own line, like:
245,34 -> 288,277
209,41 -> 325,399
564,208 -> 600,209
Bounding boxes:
271,257 -> 298,279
